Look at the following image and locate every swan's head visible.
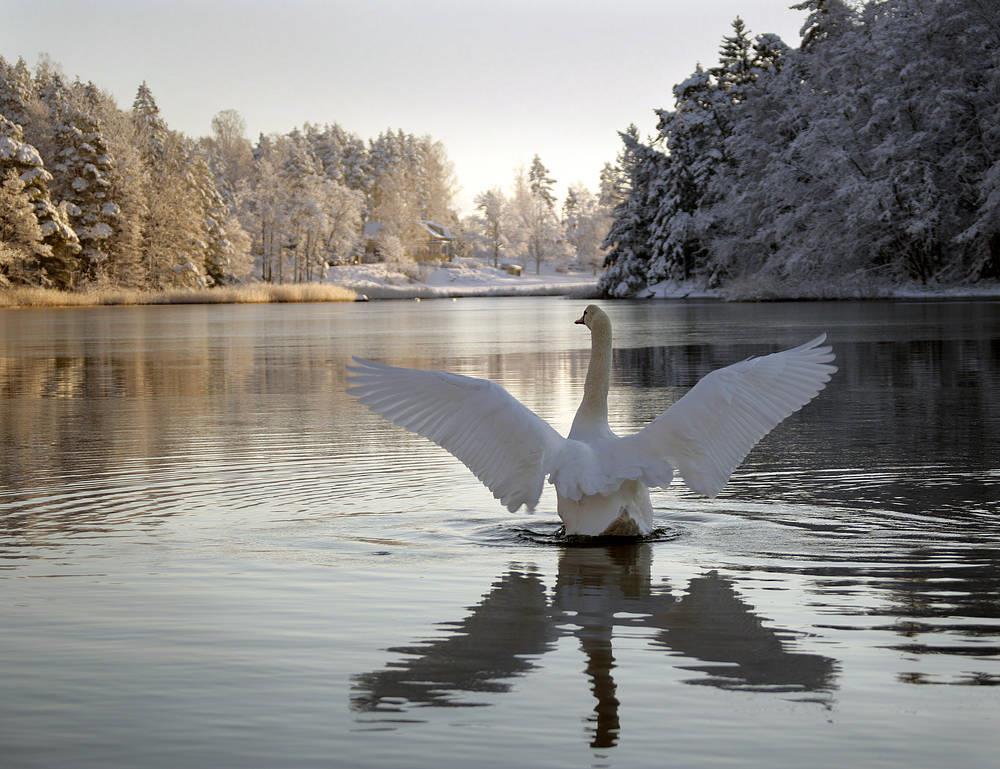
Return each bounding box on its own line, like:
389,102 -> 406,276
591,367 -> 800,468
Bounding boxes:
574,305 -> 610,334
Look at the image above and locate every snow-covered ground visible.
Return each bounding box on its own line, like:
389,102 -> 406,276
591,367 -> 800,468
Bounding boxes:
641,278 -> 1000,302
328,259 -> 597,300
887,283 -> 1000,299
640,280 -> 723,299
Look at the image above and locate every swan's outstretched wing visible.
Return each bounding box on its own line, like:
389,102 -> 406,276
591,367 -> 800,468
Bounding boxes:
616,335 -> 836,496
347,358 -> 564,512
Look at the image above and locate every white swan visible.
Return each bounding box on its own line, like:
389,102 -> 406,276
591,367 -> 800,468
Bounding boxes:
347,305 -> 836,537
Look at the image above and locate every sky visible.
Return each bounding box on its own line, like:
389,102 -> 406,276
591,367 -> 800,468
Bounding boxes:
1,0 -> 807,213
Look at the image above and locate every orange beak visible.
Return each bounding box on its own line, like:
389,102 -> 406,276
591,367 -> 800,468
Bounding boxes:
574,315 -> 585,325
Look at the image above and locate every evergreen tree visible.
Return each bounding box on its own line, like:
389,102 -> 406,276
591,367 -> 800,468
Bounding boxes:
524,155 -> 559,273
598,161 -> 625,212
131,81 -> 167,162
0,114 -> 79,287
792,0 -> 853,52
712,17 -> 755,91
191,156 -> 240,285
0,170 -> 48,285
51,113 -> 120,283
0,56 -> 34,127
528,154 -> 556,209
599,127 -> 663,297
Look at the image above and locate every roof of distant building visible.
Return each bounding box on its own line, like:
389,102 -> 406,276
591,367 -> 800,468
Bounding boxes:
419,220 -> 454,241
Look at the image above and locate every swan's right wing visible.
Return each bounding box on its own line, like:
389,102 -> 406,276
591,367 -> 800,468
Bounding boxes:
347,358 -> 564,512
616,335 -> 836,496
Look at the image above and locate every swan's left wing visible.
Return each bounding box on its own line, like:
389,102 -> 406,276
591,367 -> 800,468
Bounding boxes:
612,335 -> 836,496
346,358 -> 564,512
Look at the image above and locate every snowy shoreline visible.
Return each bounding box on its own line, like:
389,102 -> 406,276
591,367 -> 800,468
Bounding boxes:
328,261 -> 598,300
635,279 -> 1000,302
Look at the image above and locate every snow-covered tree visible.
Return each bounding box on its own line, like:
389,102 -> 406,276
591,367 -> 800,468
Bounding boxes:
0,170 -> 48,285
474,188 -> 506,267
207,109 -> 254,202
0,56 -> 34,128
563,184 -> 607,273
0,114 -> 79,287
599,127 -> 664,297
51,113 -> 120,283
513,155 -> 560,274
712,17 -> 756,92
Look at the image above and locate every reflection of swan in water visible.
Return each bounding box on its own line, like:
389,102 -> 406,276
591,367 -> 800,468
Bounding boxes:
352,545 -> 837,747
351,568 -> 557,711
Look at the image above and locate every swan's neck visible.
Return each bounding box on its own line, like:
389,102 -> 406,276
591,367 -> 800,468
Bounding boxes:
574,324 -> 611,432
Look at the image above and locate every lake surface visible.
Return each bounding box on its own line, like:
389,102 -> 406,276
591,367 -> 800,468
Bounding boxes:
1,297 -> 998,769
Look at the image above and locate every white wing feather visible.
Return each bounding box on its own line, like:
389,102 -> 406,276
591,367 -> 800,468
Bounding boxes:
615,335 -> 837,496
346,358 -> 565,512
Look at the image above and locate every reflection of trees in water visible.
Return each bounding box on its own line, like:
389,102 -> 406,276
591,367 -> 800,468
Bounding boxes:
730,543 -> 1000,687
353,544 -> 837,748
613,336 -> 1000,515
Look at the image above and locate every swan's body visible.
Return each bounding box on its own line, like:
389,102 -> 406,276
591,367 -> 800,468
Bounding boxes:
347,305 -> 836,537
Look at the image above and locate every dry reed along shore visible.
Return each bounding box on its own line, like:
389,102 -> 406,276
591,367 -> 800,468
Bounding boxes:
0,283 -> 358,309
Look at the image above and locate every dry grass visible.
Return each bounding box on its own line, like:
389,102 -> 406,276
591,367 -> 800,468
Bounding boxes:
0,283 -> 357,309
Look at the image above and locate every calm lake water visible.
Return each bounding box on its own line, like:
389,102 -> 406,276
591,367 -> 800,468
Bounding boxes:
1,297 -> 998,768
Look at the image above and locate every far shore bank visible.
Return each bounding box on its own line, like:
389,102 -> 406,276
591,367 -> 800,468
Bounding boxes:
637,278 -> 1000,302
0,283 -> 358,309
5,276 -> 998,310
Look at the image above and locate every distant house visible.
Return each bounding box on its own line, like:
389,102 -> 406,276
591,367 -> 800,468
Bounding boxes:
416,220 -> 455,261
361,219 -> 455,263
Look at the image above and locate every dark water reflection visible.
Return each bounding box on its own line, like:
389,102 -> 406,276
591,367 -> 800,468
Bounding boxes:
1,298 -> 998,769
355,544 -> 837,748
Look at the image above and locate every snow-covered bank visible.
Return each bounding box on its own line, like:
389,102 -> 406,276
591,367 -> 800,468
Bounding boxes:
328,261 -> 597,300
628,277 -> 1000,302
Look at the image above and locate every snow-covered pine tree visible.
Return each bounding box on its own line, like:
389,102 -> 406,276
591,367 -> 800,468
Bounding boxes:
645,64 -> 729,286
131,83 -> 209,288
51,113 -> 120,283
599,126 -> 663,297
791,0 -> 853,52
190,156 -> 242,285
0,57 -> 34,129
131,81 -> 167,162
0,114 -> 80,287
78,80 -> 147,287
524,154 -> 559,274
598,161 -> 625,213
712,17 -> 756,93
0,169 -> 49,285
562,186 -> 580,252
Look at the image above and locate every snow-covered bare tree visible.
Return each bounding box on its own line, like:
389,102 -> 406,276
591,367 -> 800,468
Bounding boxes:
474,188 -> 506,267
563,184 -> 606,274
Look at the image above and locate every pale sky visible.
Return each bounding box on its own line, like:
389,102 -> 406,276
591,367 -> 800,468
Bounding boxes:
1,0 -> 806,213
